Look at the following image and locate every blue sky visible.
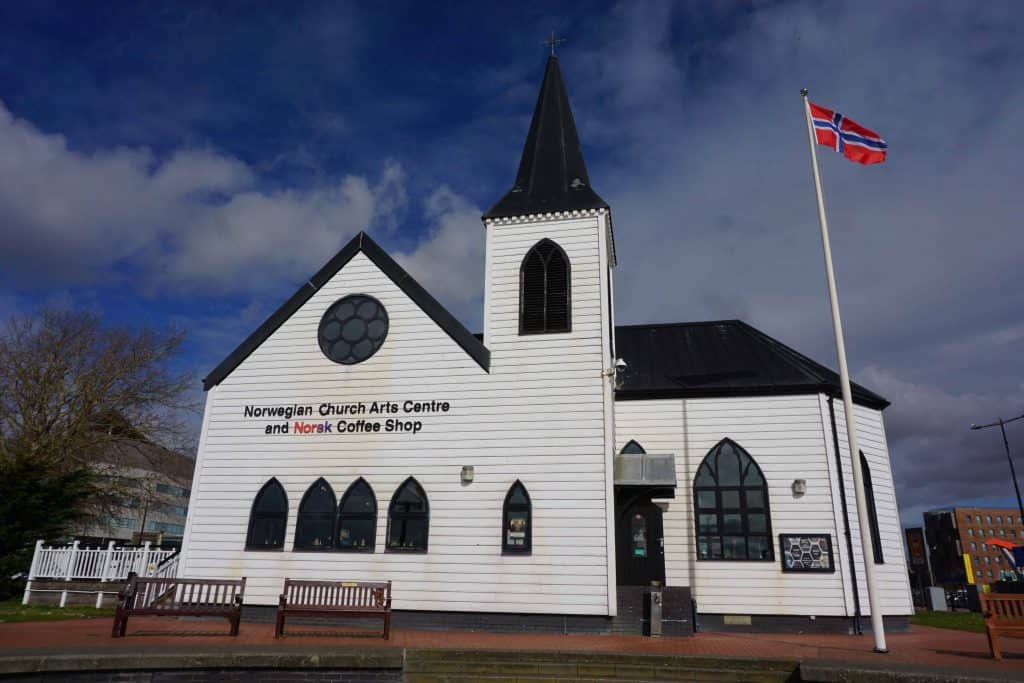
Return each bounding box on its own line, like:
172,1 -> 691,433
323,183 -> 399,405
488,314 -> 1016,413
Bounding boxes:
2,1 -> 1023,527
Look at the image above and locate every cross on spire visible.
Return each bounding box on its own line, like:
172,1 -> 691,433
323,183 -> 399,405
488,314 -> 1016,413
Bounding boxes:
542,31 -> 566,56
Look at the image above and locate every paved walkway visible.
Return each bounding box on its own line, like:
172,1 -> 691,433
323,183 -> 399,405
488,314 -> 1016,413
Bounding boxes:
0,618 -> 1021,675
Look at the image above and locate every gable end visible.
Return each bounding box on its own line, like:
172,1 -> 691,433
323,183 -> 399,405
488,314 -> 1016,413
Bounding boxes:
203,232 -> 490,390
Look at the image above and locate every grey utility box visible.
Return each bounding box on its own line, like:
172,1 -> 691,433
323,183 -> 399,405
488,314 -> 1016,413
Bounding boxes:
925,586 -> 948,611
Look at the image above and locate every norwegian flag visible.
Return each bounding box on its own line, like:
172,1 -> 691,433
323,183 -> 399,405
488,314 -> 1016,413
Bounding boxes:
810,102 -> 887,165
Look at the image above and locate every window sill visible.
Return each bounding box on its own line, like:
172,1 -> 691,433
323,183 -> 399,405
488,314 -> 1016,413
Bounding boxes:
337,547 -> 375,553
244,546 -> 284,552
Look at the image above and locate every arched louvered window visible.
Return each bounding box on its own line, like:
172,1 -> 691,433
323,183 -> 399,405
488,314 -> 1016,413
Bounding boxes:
502,481 -> 532,554
520,239 -> 571,334
337,478 -> 377,552
860,452 -> 884,564
694,439 -> 773,561
246,478 -> 288,550
387,477 -> 429,551
621,440 -> 646,454
294,478 -> 336,550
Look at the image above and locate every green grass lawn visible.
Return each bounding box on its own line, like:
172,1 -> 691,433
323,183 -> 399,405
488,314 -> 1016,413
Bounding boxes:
911,609 -> 986,633
0,599 -> 115,624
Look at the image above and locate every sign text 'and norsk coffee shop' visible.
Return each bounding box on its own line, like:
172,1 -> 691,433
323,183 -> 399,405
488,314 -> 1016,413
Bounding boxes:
245,400 -> 451,435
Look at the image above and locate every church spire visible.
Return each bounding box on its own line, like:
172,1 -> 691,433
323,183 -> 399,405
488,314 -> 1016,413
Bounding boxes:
484,55 -> 608,219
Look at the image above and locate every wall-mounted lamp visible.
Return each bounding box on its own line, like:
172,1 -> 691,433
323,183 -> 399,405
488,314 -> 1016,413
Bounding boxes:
792,479 -> 807,496
461,465 -> 474,484
614,358 -> 627,391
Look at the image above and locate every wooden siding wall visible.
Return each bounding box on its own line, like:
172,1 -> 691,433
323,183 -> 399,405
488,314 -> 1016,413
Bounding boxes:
182,216 -> 615,614
614,395 -> 912,617
822,398 -> 914,616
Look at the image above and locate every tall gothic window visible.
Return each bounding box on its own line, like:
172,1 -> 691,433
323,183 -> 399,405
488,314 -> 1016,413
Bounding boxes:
860,452 -> 884,564
502,481 -> 532,553
337,478 -> 377,552
294,478 -> 337,550
246,478 -> 288,550
387,477 -> 429,551
520,239 -> 571,334
694,439 -> 773,561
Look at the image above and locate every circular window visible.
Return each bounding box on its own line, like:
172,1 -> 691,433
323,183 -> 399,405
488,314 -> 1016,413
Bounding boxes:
318,294 -> 389,365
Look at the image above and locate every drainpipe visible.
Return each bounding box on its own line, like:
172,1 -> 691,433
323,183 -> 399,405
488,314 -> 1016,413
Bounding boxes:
829,396 -> 863,634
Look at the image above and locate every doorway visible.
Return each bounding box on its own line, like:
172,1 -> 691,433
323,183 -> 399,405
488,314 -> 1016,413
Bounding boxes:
616,492 -> 666,586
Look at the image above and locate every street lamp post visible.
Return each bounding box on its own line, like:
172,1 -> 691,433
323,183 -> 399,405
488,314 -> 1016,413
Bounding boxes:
970,413 -> 1024,524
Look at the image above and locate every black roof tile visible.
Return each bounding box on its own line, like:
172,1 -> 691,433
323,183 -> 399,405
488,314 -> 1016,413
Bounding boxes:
614,320 -> 888,409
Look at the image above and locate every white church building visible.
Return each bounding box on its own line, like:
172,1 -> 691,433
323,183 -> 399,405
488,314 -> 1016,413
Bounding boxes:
180,56 -> 913,634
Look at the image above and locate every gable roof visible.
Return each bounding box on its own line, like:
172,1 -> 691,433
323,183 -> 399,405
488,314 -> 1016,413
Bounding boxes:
484,56 -> 608,219
614,320 -> 889,409
203,232 -> 490,390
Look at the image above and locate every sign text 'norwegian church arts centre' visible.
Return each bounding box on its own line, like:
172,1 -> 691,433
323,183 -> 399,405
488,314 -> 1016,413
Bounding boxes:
243,400 -> 452,435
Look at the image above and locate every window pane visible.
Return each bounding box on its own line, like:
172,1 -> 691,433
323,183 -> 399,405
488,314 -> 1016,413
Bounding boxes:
389,517 -> 428,550
698,514 -> 718,534
340,481 -> 376,514
743,465 -> 764,486
723,514 -> 743,534
295,514 -> 333,549
338,518 -> 375,549
716,445 -> 741,485
304,481 -> 335,514
744,489 -> 764,508
697,490 -> 716,509
748,513 -> 767,533
723,536 -> 746,559
721,490 -> 740,508
508,484 -> 529,506
254,482 -> 287,514
695,464 -> 715,487
393,481 -> 427,513
698,536 -> 722,560
250,516 -> 285,548
748,536 -> 770,560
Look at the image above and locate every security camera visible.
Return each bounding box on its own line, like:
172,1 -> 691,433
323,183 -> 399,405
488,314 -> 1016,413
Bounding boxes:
615,358 -> 627,371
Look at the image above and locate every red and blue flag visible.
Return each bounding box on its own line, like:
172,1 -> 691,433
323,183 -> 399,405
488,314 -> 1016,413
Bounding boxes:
810,102 -> 887,165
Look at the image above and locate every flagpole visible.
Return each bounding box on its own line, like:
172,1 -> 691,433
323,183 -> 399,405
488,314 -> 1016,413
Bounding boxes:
800,88 -> 888,653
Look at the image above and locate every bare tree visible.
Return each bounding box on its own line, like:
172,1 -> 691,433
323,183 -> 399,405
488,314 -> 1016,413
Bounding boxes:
0,308 -> 197,532
0,307 -> 196,467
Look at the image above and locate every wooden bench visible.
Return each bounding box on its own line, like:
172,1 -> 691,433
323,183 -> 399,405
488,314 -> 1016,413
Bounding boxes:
980,593 -> 1024,659
275,578 -> 391,639
111,573 -> 246,638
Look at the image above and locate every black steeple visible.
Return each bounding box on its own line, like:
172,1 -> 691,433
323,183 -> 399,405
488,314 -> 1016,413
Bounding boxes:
484,56 -> 608,219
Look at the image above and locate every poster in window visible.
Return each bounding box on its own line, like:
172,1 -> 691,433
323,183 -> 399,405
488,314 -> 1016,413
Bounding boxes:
632,513 -> 648,558
506,515 -> 527,547
779,534 -> 835,573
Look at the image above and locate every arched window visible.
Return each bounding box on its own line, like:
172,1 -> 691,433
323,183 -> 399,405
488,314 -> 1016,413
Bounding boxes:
621,440 -> 646,454
520,239 -> 571,334
860,452 -> 884,564
294,478 -> 336,550
337,478 -> 377,552
246,478 -> 288,550
694,439 -> 773,561
502,481 -> 532,554
387,477 -> 429,551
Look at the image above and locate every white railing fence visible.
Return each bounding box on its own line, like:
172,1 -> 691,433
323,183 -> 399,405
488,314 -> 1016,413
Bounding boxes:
22,540 -> 179,608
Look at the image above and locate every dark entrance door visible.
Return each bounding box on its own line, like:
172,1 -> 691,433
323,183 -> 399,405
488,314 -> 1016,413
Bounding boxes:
616,492 -> 666,586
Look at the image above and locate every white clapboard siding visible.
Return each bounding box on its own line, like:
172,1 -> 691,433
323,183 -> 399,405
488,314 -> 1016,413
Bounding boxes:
617,394 -> 856,617
823,399 -> 914,617
183,214 -> 616,613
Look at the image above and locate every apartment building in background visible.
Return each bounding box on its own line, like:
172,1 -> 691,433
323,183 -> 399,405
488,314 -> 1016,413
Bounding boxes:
924,506 -> 1023,588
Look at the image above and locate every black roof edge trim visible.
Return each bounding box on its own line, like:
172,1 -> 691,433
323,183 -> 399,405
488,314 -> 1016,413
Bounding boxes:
615,384 -> 889,411
203,232 -> 489,391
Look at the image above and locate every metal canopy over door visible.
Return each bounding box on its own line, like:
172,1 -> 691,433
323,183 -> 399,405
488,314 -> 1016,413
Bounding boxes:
616,492 -> 666,586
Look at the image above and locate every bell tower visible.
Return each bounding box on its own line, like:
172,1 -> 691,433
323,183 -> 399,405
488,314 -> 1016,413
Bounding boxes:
481,54 -> 620,612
